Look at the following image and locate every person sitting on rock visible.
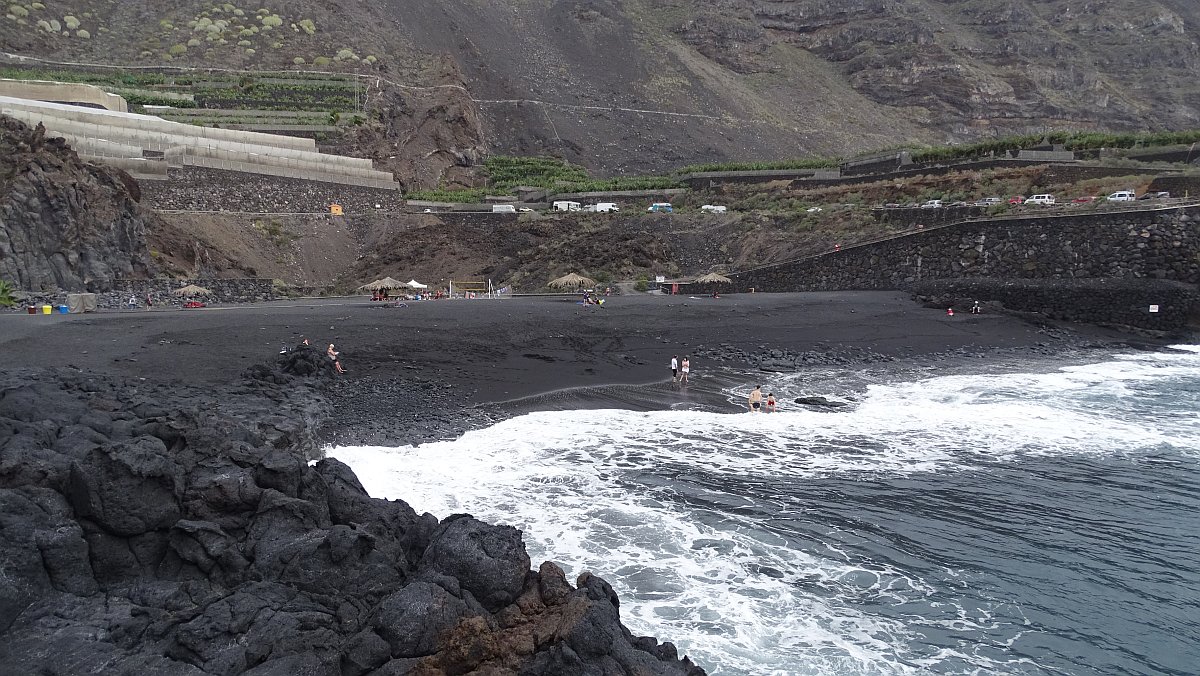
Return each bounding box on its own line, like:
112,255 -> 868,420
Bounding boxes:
327,343 -> 346,374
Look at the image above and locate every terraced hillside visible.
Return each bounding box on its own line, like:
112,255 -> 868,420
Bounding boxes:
2,0 -> 1199,180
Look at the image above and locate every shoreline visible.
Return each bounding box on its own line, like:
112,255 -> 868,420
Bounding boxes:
0,290 -> 1190,673
3,291 -> 1183,450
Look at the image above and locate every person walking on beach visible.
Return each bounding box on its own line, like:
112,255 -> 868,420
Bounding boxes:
327,343 -> 346,374
670,355 -> 679,383
748,385 -> 763,413
680,356 -> 690,384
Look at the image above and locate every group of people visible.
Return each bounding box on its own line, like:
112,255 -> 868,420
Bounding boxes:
667,356 -> 778,412
581,290 -> 606,306
670,355 -> 691,384
747,385 -> 777,413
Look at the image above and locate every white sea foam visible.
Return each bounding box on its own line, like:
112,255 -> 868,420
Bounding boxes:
328,348 -> 1200,675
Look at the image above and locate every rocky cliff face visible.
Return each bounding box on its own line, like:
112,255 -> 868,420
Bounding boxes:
0,115 -> 152,292
3,1 -> 1198,174
674,0 -> 1200,134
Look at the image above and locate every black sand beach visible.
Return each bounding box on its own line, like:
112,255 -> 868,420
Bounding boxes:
0,290 -> 1177,675
1,291 -> 1147,447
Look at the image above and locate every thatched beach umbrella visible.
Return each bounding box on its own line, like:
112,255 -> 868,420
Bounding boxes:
171,284 -> 211,296
694,272 -> 732,284
358,276 -> 405,292
548,272 -> 596,289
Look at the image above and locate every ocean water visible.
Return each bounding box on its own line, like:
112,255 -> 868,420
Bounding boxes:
329,346 -> 1200,676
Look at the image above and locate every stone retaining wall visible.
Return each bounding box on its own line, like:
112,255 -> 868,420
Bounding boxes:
726,205 -> 1200,330
9,277 -> 276,312
1149,175 -> 1200,199
142,167 -> 406,213
910,278 -> 1198,333
112,277 -> 275,304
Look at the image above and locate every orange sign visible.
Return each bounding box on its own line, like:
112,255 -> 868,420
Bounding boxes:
330,204 -> 344,216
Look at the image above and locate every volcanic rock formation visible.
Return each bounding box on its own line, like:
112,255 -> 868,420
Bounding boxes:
0,114 -> 153,292
0,346 -> 706,675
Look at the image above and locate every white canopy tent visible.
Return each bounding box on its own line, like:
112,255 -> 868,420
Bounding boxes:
406,279 -> 428,289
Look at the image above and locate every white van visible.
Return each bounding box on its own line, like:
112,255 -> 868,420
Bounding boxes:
552,200 -> 581,212
491,204 -> 517,213
594,202 -> 619,212
1026,194 -> 1056,205
1106,190 -> 1136,202
700,205 -> 727,213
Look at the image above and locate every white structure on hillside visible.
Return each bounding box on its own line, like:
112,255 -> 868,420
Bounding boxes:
0,95 -> 396,189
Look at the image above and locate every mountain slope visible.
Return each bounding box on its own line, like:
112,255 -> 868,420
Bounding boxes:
2,0 -> 1197,177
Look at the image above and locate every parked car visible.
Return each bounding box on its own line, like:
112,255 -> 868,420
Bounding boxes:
1008,195 -> 1026,205
883,202 -> 901,208
700,205 -> 727,213
553,200 -> 582,212
1106,190 -> 1136,202
1138,191 -> 1171,200
647,202 -> 673,213
584,202 -> 619,212
491,204 -> 517,213
806,206 -> 824,213
1071,196 -> 1098,204
920,200 -> 943,209
1026,194 -> 1056,205
974,197 -> 1003,207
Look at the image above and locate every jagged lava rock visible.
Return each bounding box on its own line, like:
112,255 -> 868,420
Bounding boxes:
0,355 -> 706,675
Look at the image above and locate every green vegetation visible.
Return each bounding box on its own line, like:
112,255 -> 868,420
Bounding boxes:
0,280 -> 15,308
911,130 -> 1200,163
634,277 -> 649,292
484,156 -> 589,188
253,219 -> 298,248
407,156 -> 683,201
677,157 -> 840,173
405,188 -> 489,203
670,129 -> 1200,176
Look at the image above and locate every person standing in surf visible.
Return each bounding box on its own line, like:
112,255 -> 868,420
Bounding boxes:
680,356 -> 691,384
748,385 -> 763,412
671,355 -> 679,383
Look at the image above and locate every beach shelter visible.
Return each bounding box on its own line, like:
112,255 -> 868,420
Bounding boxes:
358,276 -> 405,292
548,272 -> 596,289
406,279 -> 429,289
694,272 -> 732,284
171,284 -> 211,296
